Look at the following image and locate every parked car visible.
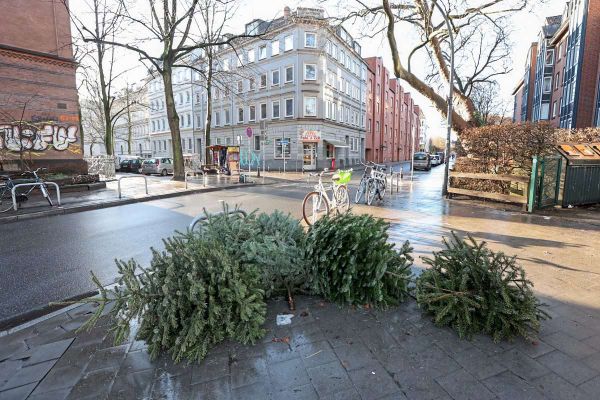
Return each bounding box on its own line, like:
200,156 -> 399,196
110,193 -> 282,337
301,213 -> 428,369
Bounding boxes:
115,155 -> 140,171
120,158 -> 143,173
413,152 -> 431,171
436,151 -> 445,164
142,158 -> 174,176
431,155 -> 441,166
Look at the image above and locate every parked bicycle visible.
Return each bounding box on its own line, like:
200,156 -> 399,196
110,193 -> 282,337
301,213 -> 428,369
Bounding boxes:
366,166 -> 388,205
0,168 -> 53,212
302,169 -> 352,225
355,162 -> 387,205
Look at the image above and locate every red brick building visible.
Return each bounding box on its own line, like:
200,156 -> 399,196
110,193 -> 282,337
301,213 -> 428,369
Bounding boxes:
364,57 -> 423,164
0,0 -> 86,172
512,0 -> 600,128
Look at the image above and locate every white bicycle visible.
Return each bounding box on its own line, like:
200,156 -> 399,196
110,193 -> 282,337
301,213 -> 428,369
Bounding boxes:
302,169 -> 352,225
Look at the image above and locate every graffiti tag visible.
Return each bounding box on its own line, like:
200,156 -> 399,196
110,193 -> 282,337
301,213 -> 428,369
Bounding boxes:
0,124 -> 78,152
240,150 -> 261,168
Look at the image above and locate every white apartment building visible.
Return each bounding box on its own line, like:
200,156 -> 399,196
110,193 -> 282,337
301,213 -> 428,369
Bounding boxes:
146,6 -> 367,171
113,84 -> 152,157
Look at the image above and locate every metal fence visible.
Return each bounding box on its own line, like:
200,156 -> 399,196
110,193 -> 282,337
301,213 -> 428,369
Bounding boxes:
84,155 -> 116,179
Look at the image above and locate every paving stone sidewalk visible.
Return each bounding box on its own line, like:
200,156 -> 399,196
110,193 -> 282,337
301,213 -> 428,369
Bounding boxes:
1,294 -> 599,400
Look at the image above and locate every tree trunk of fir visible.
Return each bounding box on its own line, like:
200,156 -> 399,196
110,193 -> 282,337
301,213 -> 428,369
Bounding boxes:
162,66 -> 185,180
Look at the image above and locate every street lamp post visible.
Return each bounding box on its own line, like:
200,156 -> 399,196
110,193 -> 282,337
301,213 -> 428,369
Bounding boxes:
431,2 -> 455,197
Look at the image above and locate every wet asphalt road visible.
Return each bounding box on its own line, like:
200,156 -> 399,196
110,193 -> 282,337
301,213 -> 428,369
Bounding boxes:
0,179 -> 317,325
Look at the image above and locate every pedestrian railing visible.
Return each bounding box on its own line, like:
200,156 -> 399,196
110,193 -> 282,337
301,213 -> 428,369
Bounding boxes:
11,182 -> 61,211
117,175 -> 148,199
189,208 -> 248,231
185,170 -> 205,189
448,172 -> 530,210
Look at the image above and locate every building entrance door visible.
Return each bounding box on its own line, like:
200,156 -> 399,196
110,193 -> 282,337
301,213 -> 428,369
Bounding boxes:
303,143 -> 317,171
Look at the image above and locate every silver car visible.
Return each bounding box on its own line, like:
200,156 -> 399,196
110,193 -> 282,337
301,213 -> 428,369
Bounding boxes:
142,158 -> 173,176
413,152 -> 431,171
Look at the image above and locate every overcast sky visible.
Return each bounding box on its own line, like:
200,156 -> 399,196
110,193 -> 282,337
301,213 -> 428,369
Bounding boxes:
71,0 -> 569,138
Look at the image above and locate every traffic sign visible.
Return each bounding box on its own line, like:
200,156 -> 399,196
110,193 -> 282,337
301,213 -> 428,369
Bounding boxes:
246,127 -> 253,138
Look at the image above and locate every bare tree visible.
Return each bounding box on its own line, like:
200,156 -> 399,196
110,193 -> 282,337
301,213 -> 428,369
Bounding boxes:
71,0 -> 264,180
0,94 -> 41,170
338,0 -> 539,133
65,0 -> 126,156
470,81 -> 510,125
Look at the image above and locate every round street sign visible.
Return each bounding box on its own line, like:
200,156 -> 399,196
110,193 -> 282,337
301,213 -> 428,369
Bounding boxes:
246,127 -> 253,138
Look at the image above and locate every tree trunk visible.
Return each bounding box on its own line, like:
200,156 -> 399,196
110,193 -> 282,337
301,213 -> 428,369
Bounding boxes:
383,0 -> 471,134
204,52 -> 213,164
162,65 -> 185,180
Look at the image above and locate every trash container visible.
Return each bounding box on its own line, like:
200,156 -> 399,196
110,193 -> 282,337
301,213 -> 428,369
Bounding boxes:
556,143 -> 600,207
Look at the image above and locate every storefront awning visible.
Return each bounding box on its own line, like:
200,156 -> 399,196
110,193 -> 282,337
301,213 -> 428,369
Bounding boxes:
325,139 -> 349,148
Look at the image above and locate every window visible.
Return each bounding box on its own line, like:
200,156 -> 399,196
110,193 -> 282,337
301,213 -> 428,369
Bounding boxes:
249,77 -> 256,90
272,101 -> 280,118
214,111 -> 221,126
304,96 -> 317,117
188,138 -> 192,151
271,40 -> 280,56
259,45 -> 267,60
284,35 -> 293,51
225,109 -> 231,125
543,76 -> 552,93
272,70 -> 280,86
305,32 -> 316,48
152,121 -> 156,131
552,101 -> 557,118
304,64 -> 317,81
254,135 -> 261,151
285,98 -> 294,117
275,138 -> 291,158
249,105 -> 256,121
260,73 -> 267,88
545,49 -> 554,66
325,100 -> 331,119
237,80 -> 243,93
247,48 -> 255,63
541,103 -> 550,119
186,92 -> 190,103
285,66 -> 294,83
187,113 -> 191,126
238,107 -> 244,123
260,103 -> 267,119
555,72 -> 560,90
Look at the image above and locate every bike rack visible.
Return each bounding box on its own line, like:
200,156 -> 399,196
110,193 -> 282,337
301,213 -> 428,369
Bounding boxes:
185,170 -> 205,189
117,175 -> 148,199
188,208 -> 248,231
389,171 -> 402,194
11,182 -> 61,211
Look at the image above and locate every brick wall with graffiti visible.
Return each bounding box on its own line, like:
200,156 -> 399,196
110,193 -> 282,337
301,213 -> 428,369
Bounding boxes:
0,121 -> 81,160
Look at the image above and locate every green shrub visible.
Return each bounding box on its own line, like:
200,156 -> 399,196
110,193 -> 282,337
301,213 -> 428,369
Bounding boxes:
416,233 -> 549,342
306,213 -> 412,307
87,231 -> 266,363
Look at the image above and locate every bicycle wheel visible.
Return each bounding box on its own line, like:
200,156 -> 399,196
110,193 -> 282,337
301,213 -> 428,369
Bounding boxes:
41,184 -> 53,207
302,191 -> 329,225
0,191 -> 14,212
355,178 -> 367,203
334,185 -> 350,214
378,180 -> 387,200
366,180 -> 377,206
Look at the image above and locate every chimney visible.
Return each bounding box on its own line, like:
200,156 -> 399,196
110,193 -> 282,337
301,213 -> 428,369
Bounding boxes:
283,6 -> 291,18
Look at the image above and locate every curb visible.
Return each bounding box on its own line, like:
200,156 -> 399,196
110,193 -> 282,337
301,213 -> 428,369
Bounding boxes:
0,180 -> 279,225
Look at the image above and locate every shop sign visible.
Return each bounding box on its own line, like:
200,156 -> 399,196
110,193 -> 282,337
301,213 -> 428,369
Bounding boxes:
301,130 -> 321,142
